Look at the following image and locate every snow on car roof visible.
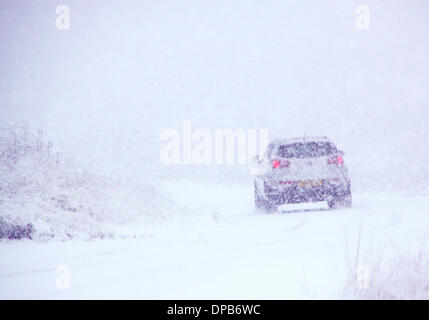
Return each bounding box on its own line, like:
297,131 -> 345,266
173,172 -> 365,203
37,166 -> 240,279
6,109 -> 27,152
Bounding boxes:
270,136 -> 333,145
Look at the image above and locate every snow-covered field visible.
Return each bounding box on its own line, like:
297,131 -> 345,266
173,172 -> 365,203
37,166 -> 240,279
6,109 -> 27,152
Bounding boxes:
2,180 -> 429,299
1,0 -> 429,300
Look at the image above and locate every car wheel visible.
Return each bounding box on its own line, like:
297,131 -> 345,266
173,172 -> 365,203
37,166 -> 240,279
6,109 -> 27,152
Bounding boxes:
328,192 -> 352,209
255,184 -> 277,214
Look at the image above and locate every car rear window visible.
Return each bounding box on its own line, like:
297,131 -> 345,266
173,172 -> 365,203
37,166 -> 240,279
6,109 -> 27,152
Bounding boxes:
276,142 -> 337,158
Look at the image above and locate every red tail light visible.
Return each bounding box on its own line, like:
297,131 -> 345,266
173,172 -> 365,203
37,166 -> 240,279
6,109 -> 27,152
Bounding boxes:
272,159 -> 290,169
328,155 -> 344,165
274,181 -> 294,187
272,160 -> 280,168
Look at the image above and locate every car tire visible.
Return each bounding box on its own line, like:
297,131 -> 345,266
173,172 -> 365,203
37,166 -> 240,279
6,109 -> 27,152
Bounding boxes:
255,184 -> 277,214
328,191 -> 352,209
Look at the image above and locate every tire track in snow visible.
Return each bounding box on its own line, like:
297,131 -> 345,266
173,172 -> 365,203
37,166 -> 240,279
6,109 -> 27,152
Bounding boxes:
362,210 -> 403,232
218,212 -> 310,249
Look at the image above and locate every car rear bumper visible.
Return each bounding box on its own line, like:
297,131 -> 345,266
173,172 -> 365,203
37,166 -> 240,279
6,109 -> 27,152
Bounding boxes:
264,179 -> 350,205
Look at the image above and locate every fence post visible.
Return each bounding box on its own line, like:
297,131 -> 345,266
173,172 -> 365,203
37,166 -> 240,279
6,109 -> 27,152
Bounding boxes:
23,122 -> 29,145
47,141 -> 52,155
9,123 -> 16,154
37,129 -> 43,153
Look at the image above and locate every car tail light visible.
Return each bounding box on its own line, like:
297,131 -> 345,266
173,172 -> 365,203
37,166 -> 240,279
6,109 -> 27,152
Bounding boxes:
272,160 -> 280,169
328,177 -> 343,184
274,180 -> 294,187
272,159 -> 290,169
328,155 -> 344,165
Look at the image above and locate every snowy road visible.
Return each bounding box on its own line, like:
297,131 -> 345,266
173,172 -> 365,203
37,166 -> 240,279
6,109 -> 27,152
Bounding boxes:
1,181 -> 429,299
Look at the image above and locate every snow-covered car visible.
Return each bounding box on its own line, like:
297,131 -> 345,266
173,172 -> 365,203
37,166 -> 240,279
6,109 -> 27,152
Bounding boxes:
253,136 -> 351,212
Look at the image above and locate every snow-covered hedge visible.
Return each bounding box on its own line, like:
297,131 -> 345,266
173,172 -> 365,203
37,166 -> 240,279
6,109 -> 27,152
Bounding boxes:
0,145 -> 173,241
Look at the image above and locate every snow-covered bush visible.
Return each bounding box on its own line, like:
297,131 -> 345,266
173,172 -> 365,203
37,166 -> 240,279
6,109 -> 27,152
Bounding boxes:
0,216 -> 33,240
0,141 -> 174,241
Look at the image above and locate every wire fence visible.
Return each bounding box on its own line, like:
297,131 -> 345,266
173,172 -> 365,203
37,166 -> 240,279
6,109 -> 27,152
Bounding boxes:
0,123 -> 56,161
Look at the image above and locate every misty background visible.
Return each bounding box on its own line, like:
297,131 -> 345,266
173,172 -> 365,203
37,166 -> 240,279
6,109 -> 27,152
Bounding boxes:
1,0 -> 428,193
